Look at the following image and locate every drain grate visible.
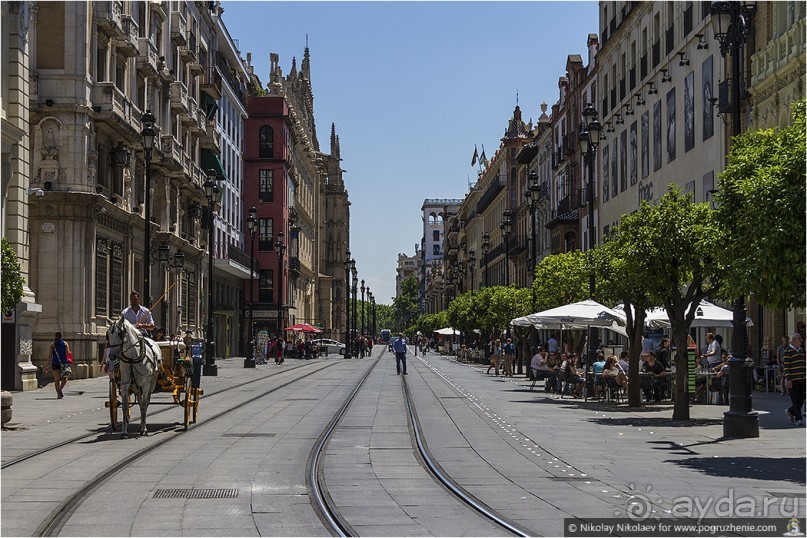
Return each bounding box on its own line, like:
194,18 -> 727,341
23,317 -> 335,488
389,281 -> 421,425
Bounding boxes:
153,488 -> 238,499
221,433 -> 276,438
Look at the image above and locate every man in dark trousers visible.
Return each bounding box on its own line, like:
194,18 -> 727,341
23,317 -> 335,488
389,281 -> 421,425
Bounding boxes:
392,333 -> 408,375
783,332 -> 805,426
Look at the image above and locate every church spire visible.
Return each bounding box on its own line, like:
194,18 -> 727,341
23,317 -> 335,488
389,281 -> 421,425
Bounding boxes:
302,36 -> 311,79
289,56 -> 298,78
330,123 -> 341,160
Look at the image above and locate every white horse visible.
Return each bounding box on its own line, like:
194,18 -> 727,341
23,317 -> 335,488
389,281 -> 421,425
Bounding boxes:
106,317 -> 162,438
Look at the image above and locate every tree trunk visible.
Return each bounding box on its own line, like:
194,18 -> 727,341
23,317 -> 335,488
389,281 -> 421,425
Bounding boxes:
672,326 -> 691,420
628,327 -> 644,407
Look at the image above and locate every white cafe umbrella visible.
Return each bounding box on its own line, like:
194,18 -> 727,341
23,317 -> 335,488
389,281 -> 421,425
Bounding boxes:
434,327 -> 457,335
644,300 -> 753,329
526,299 -> 626,329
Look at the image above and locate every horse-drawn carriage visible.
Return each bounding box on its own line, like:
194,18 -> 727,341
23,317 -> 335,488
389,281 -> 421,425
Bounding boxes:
105,317 -> 204,436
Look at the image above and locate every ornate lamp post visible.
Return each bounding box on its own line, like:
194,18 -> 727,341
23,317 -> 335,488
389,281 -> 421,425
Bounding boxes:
467,249 -> 476,293
482,233 -> 490,288
370,292 -> 376,338
579,103 -> 603,369
711,0 -> 759,438
275,231 -> 286,349
365,285 -> 371,338
351,267 -> 358,357
157,242 -> 170,333
579,103 -> 603,297
343,251 -> 352,358
203,169 -> 222,376
140,110 -> 156,306
244,206 -> 258,368
500,210 -> 512,286
360,279 -> 366,336
172,249 -> 184,333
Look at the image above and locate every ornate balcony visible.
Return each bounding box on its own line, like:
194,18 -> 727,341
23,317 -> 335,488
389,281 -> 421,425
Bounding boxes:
91,82 -> 141,141
159,135 -> 183,172
169,81 -> 189,113
115,15 -> 139,58
199,127 -> 221,155
96,0 -> 124,39
200,67 -> 222,100
170,10 -> 187,45
751,18 -> 806,89
136,38 -> 159,76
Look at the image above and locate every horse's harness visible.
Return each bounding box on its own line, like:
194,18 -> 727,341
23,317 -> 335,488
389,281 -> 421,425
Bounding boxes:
111,324 -> 158,366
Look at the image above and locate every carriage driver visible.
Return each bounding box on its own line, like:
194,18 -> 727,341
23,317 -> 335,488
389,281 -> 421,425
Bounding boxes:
121,291 -> 155,336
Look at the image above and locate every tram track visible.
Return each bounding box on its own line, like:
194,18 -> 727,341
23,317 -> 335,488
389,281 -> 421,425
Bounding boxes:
31,360 -> 343,537
1,361 -> 320,470
309,349 -> 530,537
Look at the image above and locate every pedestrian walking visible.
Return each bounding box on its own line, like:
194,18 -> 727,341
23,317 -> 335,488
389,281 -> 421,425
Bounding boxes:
487,339 -> 502,376
275,337 -> 284,364
503,338 -> 515,377
392,333 -> 408,375
49,332 -> 71,399
783,333 -> 805,426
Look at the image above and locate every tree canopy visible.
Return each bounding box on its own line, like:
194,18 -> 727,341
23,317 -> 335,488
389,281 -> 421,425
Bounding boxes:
715,100 -> 806,310
1,238 -> 24,314
531,250 -> 589,311
392,275 -> 420,331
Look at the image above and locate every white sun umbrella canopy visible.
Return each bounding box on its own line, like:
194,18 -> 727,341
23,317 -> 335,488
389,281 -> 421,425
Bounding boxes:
434,327 -> 458,335
511,315 -> 536,328
645,300 -> 753,328
525,299 -> 626,329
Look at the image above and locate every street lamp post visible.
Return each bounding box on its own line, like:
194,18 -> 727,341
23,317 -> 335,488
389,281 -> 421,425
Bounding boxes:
370,292 -> 376,338
140,111 -> 156,306
203,169 -> 222,376
157,242 -> 170,333
711,0 -> 759,438
274,231 -> 286,359
579,103 -> 603,369
467,249 -> 476,293
360,279 -> 366,357
525,171 -> 541,273
172,250 -> 184,332
244,206 -> 258,368
343,251 -> 352,358
500,210 -> 512,286
482,233 -> 490,288
351,267 -> 358,357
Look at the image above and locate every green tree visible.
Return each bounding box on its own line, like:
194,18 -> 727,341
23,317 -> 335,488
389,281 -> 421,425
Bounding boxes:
613,186 -> 721,419
594,234 -> 653,407
715,100 -> 806,310
1,238 -> 24,314
392,276 -> 420,331
531,251 -> 589,312
373,303 -> 395,335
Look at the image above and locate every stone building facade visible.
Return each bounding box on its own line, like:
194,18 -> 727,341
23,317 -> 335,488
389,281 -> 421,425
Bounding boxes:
1,1 -> 40,391
24,1 -> 248,378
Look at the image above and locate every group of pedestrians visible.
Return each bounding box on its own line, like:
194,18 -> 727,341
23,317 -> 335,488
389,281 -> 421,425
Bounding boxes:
486,338 -> 516,377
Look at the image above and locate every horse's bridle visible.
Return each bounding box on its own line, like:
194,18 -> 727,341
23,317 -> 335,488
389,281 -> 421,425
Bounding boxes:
112,324 -> 150,365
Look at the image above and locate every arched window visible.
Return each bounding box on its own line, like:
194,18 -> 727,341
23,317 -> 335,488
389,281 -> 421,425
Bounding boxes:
259,126 -> 274,158
428,212 -> 436,225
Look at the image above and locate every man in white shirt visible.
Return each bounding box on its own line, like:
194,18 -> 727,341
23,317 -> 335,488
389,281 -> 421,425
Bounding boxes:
121,291 -> 155,334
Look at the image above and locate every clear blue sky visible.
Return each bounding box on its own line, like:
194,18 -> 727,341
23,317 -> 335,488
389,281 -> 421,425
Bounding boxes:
223,1 -> 599,305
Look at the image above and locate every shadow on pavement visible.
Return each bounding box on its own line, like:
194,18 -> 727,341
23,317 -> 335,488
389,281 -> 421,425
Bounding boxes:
668,456 -> 806,484
588,417 -> 724,428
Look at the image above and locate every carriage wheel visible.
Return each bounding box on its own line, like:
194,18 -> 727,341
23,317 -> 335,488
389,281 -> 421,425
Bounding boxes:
183,377 -> 193,431
108,380 -> 118,430
192,385 -> 200,424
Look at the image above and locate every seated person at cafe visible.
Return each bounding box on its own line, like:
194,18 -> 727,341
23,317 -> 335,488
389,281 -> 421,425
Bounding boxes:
603,355 -> 629,392
641,351 -> 666,402
530,347 -> 552,379
591,353 -> 607,396
563,354 -> 586,397
618,351 -> 630,375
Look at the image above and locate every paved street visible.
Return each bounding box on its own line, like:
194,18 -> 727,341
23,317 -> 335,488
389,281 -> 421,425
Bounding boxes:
2,346 -> 804,537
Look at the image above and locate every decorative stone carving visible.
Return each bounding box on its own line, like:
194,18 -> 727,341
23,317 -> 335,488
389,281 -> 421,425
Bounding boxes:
122,167 -> 133,211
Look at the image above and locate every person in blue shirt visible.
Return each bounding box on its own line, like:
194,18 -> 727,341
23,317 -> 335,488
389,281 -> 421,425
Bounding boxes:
49,332 -> 71,399
391,333 -> 408,375
592,353 -> 607,398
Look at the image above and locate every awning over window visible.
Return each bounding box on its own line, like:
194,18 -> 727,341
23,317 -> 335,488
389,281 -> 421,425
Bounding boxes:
201,148 -> 226,180
200,92 -> 219,121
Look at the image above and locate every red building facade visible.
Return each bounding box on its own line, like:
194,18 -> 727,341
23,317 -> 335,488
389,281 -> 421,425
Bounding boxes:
244,96 -> 290,338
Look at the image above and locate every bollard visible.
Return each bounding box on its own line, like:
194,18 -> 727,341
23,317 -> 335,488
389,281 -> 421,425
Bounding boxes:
1,391 -> 12,427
